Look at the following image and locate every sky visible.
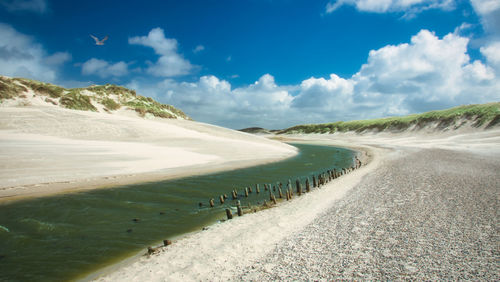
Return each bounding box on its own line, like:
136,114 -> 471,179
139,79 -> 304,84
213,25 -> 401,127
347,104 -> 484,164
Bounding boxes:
0,0 -> 499,129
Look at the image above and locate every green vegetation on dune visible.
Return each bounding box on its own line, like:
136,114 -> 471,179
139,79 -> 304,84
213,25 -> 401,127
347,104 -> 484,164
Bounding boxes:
60,89 -> 98,112
101,97 -> 121,111
13,78 -> 64,98
124,95 -> 190,119
279,103 -> 500,134
0,76 -> 190,120
0,76 -> 28,99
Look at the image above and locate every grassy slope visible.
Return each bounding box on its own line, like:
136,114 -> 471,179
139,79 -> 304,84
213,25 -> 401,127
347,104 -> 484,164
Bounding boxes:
0,76 -> 191,120
279,103 -> 500,134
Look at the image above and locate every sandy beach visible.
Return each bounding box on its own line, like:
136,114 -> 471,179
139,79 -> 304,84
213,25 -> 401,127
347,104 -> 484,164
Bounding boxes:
0,105 -> 297,202
93,128 -> 500,281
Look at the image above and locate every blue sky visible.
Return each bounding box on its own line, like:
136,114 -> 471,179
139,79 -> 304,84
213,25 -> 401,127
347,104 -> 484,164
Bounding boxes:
1,0 -> 499,129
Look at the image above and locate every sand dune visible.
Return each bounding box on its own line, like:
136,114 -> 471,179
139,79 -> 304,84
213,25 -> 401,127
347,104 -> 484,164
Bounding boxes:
0,105 -> 297,202
94,128 -> 500,281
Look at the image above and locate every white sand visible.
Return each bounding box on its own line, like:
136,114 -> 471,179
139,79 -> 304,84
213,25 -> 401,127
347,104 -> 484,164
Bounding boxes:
0,105 -> 297,201
93,127 -> 500,281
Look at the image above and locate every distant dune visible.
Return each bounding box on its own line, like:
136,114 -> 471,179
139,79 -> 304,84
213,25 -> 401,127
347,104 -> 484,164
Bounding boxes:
278,103 -> 500,135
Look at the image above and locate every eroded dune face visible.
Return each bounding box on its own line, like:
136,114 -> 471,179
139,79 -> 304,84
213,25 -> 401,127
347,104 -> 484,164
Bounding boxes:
0,105 -> 297,200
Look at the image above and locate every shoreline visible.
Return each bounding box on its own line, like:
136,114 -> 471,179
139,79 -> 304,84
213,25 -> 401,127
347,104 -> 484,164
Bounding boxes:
0,106 -> 298,204
0,151 -> 297,204
90,141 -> 379,281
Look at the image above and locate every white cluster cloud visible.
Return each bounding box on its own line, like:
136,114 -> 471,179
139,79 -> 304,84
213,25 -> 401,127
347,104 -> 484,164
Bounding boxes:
470,0 -> 500,37
129,28 -> 193,77
0,23 -> 70,82
480,41 -> 500,69
0,0 -> 47,14
137,29 -> 499,129
81,58 -> 128,78
326,0 -> 454,14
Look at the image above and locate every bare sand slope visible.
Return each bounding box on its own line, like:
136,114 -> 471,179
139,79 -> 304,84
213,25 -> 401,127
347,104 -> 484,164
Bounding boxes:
0,106 -> 297,201
95,129 -> 499,281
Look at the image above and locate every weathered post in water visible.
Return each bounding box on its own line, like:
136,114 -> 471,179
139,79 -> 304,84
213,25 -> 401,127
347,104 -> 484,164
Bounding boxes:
306,178 -> 310,192
245,187 -> 249,197
248,186 -> 252,193
209,198 -> 215,208
237,205 -> 243,216
219,195 -> 225,204
226,208 -> 233,219
313,175 -> 317,188
232,189 -> 238,200
278,187 -> 283,198
256,184 -> 260,194
296,179 -> 302,196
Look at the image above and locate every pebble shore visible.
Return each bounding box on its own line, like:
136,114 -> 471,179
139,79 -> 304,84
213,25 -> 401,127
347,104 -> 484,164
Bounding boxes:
237,148 -> 499,280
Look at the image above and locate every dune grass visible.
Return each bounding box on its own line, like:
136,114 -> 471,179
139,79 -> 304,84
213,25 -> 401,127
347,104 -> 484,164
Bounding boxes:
0,76 -> 190,120
279,103 -> 500,134
0,77 -> 28,100
60,90 -> 98,112
13,78 -> 64,98
101,97 -> 121,111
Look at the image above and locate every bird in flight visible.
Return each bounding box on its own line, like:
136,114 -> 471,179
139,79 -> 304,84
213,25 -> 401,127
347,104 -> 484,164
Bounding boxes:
90,34 -> 109,45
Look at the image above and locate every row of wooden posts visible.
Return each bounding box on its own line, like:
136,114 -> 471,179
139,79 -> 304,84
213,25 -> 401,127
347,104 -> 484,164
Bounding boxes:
204,165 -> 360,220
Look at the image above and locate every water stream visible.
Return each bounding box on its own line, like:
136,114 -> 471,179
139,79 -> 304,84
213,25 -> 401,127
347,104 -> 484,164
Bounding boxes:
0,143 -> 355,281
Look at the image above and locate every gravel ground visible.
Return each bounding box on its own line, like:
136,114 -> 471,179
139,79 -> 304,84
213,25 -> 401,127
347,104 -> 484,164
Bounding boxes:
236,148 -> 499,280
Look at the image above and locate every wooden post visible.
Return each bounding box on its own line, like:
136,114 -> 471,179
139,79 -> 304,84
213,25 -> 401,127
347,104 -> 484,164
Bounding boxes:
248,186 -> 252,193
226,208 -> 233,219
306,178 -> 310,192
245,187 -> 249,197
232,189 -> 238,200
269,191 -> 273,201
163,239 -> 172,246
270,193 -> 277,205
219,195 -> 225,204
287,180 -> 293,196
256,184 -> 260,194
278,187 -> 283,198
264,184 -> 268,191
209,198 -> 214,208
273,185 -> 276,192
237,205 -> 243,216
296,179 -> 302,196
313,175 -> 317,187
279,182 -> 283,190
223,194 -> 228,199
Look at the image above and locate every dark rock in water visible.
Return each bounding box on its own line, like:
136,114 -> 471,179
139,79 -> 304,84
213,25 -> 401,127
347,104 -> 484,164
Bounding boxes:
126,229 -> 133,233
163,239 -> 172,246
159,212 -> 165,215
199,202 -> 203,207
132,218 -> 140,222
202,227 -> 209,231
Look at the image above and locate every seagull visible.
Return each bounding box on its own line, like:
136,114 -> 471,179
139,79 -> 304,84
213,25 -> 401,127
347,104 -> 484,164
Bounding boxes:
90,34 -> 109,45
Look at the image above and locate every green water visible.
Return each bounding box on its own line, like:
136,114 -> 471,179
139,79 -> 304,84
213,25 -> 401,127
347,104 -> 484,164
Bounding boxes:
0,143 -> 354,281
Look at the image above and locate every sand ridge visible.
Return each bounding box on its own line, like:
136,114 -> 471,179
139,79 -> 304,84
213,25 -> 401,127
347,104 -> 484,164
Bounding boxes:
0,106 -> 297,202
